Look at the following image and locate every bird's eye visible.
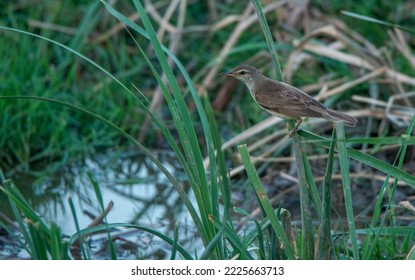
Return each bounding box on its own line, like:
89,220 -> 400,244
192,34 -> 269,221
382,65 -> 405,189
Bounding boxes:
239,70 -> 246,75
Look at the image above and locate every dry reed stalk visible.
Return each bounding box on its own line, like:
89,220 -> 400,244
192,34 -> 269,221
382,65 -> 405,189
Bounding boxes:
302,77 -> 346,93
388,28 -> 415,70
93,13 -> 140,44
207,0 -> 218,20
200,1 -> 287,95
316,67 -> 387,100
286,27 -> 415,87
144,0 -> 178,34
27,19 -> 77,34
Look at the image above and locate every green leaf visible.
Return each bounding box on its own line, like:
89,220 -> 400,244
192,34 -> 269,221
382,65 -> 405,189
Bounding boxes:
238,144 -> 295,259
341,11 -> 415,34
299,130 -> 415,188
336,122 -> 359,260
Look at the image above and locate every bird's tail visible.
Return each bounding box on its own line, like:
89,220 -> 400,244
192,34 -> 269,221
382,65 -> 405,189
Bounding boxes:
323,109 -> 357,127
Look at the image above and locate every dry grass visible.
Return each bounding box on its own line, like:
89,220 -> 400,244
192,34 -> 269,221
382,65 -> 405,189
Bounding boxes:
2,0 -> 415,260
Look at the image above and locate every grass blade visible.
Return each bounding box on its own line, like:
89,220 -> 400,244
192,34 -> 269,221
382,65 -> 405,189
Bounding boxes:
341,11 -> 415,34
0,95 -> 203,235
316,129 -> 336,259
298,130 -> 415,188
293,137 -> 314,259
336,122 -> 359,259
362,115 -> 415,258
251,0 -> 284,81
88,172 -> 117,260
251,0 -> 314,259
238,144 -> 295,259
67,195 -> 89,260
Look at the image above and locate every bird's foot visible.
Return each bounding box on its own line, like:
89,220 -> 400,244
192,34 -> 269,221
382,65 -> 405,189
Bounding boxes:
287,128 -> 301,138
287,119 -> 302,138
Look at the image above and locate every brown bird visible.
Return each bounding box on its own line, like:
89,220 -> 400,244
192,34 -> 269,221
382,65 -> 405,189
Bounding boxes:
225,65 -> 357,137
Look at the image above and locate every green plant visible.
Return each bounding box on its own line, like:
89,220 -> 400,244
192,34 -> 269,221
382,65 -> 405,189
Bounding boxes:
1,0 -> 415,260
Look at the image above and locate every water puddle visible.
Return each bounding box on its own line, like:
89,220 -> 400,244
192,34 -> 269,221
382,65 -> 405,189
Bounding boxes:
2,150 -> 413,259
0,151 -> 201,259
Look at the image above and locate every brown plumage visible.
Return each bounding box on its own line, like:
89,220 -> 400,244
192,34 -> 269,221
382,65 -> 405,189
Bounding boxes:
225,65 -> 357,136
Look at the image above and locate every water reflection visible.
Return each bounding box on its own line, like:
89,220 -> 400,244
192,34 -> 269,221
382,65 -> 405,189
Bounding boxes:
1,151 -> 201,259
2,150 -> 414,259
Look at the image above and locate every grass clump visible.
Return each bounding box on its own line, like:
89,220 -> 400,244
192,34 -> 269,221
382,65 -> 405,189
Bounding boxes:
1,0 -> 415,260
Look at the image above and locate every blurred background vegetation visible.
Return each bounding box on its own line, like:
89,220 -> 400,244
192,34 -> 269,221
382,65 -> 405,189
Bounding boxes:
1,0 -> 415,259
1,0 -> 414,173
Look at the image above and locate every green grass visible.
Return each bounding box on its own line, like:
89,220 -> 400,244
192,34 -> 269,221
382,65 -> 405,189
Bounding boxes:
1,0 -> 415,260
0,1 -> 151,174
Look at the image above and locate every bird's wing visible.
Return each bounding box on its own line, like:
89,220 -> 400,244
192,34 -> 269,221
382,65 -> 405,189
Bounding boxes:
254,80 -> 327,118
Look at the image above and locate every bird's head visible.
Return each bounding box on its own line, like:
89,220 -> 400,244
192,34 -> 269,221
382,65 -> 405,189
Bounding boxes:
223,65 -> 262,90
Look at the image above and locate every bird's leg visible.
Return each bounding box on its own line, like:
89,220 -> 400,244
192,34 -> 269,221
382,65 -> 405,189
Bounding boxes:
288,118 -> 302,137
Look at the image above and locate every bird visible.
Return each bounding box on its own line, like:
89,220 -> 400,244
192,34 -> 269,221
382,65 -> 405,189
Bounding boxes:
224,64 -> 357,137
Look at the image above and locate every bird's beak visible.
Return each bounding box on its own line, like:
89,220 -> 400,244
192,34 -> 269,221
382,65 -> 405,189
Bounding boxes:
220,71 -> 234,77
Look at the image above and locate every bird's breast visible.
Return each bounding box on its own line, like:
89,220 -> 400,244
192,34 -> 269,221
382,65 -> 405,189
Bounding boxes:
247,88 -> 256,101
